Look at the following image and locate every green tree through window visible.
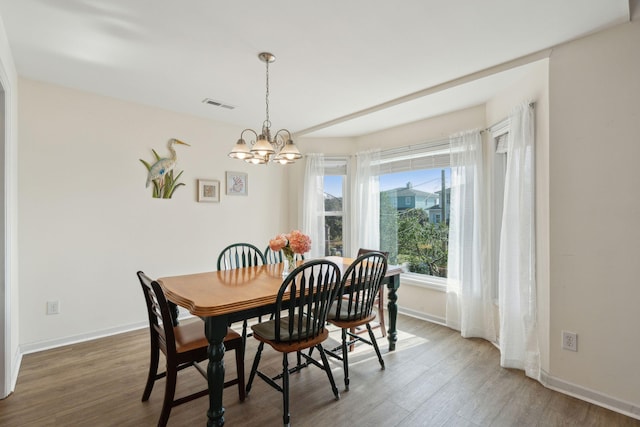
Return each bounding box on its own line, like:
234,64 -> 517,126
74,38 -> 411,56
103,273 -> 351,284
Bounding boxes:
324,194 -> 343,256
397,209 -> 448,276
379,168 -> 450,278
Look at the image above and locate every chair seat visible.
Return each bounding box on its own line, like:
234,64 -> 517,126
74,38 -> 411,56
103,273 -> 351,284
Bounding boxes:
327,301 -> 378,322
252,314 -> 328,352
327,312 -> 377,330
254,328 -> 329,353
173,319 -> 208,353
174,319 -> 241,354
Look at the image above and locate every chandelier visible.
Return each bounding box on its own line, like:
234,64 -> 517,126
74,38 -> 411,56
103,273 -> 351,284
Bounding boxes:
228,52 -> 302,165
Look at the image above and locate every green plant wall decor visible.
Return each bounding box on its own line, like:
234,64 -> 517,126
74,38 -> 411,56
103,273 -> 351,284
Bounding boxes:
140,138 -> 189,199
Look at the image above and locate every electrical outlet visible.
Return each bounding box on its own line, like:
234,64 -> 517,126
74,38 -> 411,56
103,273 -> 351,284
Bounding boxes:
46,300 -> 60,315
562,330 -> 577,351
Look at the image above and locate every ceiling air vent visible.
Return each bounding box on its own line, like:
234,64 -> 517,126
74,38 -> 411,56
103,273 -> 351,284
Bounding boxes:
202,98 -> 235,110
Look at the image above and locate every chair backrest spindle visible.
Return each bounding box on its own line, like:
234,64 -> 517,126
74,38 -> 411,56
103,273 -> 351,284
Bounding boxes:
264,246 -> 305,264
217,243 -> 266,270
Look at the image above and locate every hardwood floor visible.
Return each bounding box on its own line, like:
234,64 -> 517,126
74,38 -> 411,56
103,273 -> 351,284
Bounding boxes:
1,315 -> 638,426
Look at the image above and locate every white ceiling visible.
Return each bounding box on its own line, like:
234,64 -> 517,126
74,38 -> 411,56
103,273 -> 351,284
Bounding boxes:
0,1 -> 630,137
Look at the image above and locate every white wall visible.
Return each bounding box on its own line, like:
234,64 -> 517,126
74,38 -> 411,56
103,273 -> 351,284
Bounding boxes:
17,78 -> 290,351
355,105 -> 485,151
0,13 -> 19,397
548,19 -> 640,412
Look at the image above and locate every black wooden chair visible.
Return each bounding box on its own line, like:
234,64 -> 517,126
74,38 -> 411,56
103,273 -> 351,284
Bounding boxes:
354,248 -> 389,339
217,243 -> 266,270
326,252 -> 388,390
245,260 -> 342,426
217,243 -> 267,345
137,271 -> 245,427
264,246 -> 305,264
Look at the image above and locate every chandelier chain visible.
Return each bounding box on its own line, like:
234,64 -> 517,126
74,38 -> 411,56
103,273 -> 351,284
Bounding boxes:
264,59 -> 270,130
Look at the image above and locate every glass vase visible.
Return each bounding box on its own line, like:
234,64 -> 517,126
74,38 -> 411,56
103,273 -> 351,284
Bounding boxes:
282,253 -> 295,278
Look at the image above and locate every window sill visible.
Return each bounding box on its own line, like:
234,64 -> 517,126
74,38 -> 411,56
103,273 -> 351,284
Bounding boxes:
400,272 -> 447,292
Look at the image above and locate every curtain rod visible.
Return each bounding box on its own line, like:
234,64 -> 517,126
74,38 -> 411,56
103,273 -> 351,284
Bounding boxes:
482,101 -> 535,134
377,137 -> 450,159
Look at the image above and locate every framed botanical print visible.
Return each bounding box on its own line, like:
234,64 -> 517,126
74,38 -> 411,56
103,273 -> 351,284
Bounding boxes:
226,171 -> 248,196
198,179 -> 220,202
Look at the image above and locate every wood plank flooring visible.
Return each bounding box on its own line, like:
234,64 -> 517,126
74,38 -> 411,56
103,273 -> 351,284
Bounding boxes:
1,315 -> 638,426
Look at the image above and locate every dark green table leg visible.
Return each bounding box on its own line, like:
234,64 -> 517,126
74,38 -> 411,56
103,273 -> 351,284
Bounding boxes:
204,316 -> 228,427
385,273 -> 400,351
168,301 -> 179,326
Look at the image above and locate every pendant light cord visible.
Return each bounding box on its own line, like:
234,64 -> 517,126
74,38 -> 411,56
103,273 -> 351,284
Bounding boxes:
264,59 -> 271,130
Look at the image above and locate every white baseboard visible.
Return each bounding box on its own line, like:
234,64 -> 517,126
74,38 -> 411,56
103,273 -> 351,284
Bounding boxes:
19,321 -> 148,355
18,312 -> 201,355
9,345 -> 21,396
398,306 -> 446,326
540,369 -> 640,420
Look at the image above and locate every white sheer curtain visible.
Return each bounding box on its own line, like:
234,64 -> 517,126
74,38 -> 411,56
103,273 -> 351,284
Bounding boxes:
446,130 -> 496,342
498,102 -> 539,379
350,149 -> 380,252
302,153 -> 325,259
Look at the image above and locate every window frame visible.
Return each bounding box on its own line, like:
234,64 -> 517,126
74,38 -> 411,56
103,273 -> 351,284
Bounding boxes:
490,126 -> 509,301
377,140 -> 452,284
322,157 -> 350,257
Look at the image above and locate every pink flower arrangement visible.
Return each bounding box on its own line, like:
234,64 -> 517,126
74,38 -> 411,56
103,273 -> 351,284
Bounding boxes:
269,230 -> 311,256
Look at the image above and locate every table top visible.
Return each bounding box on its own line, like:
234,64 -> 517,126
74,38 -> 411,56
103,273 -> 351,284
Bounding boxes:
159,256 -> 402,318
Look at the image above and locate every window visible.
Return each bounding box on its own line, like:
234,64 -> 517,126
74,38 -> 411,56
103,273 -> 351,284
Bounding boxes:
378,141 -> 451,279
491,131 -> 508,298
323,158 -> 348,256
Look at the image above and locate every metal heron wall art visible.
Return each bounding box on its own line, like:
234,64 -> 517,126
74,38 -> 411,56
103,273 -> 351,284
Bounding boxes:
140,138 -> 190,199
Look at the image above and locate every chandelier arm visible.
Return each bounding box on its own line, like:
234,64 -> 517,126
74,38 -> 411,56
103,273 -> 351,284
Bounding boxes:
273,129 -> 293,139
272,129 -> 293,149
240,128 -> 259,146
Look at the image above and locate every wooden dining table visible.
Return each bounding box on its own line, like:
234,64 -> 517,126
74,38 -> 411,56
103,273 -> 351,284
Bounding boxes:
158,256 -> 402,427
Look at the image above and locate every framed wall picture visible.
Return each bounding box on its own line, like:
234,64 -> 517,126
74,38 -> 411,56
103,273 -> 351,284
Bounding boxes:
226,171 -> 248,196
198,179 -> 220,202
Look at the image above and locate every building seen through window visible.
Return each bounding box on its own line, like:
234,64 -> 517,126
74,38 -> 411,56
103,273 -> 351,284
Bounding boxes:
380,168 -> 451,278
